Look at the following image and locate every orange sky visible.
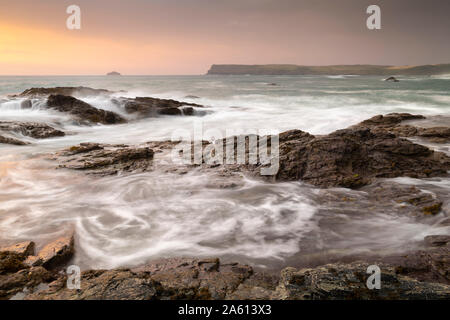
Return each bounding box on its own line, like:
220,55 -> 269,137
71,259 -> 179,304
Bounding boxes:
0,0 -> 449,75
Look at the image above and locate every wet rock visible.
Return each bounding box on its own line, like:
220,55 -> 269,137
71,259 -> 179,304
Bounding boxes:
133,258 -> 254,300
424,235 -> 450,248
25,234 -> 74,270
16,254 -> 450,300
25,258 -> 254,300
356,113 -> 426,129
0,252 -> 26,275
53,143 -> 154,175
417,127 -> 450,143
0,135 -> 28,146
26,269 -> 162,300
356,113 -> 450,143
120,96 -> 202,117
0,266 -> 54,299
273,262 -> 450,299
0,242 -> 35,259
16,86 -> 112,98
0,121 -> 65,139
20,99 -> 32,109
389,246 -> 450,284
226,272 -> 279,300
47,95 -> 126,125
365,182 -> 444,216
273,127 -> 450,188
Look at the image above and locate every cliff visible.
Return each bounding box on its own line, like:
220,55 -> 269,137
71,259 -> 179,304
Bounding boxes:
207,64 -> 450,76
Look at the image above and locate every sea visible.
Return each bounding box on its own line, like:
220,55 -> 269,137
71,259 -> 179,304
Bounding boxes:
0,74 -> 449,270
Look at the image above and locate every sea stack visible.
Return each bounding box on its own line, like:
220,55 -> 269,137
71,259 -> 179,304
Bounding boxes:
107,71 -> 121,76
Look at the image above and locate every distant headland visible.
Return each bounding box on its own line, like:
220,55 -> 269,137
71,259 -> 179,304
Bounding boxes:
207,64 -> 450,76
107,71 -> 121,76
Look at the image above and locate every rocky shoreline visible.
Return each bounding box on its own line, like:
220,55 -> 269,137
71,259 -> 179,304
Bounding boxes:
1,86 -> 449,300
0,233 -> 449,300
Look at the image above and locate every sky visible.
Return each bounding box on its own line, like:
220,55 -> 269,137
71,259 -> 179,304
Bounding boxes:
0,0 -> 449,75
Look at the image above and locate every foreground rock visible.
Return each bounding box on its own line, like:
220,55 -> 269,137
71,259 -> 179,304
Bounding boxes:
47,95 -> 126,125
1,234 -> 449,300
273,262 -> 448,299
24,233 -> 74,270
24,251 -> 450,300
51,142 -> 155,175
0,235 -> 74,299
0,242 -> 35,259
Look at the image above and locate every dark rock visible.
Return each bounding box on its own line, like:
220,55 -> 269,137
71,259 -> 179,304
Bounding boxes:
0,252 -> 26,275
355,113 -> 450,143
46,95 -> 126,125
16,86 -> 112,98
389,246 -> 450,284
26,258 -> 254,300
424,236 -> 450,248
273,127 -> 450,188
133,258 -> 253,300
364,182 -> 444,216
25,269 -> 163,300
107,71 -> 121,76
184,95 -> 200,99
20,99 -> 32,109
385,76 -> 400,82
417,127 -> 450,143
0,121 -> 65,139
121,96 -> 202,117
356,113 -> 426,128
23,255 -> 450,300
273,262 -> 450,299
53,143 -> 154,176
0,266 -> 54,299
0,135 -> 28,146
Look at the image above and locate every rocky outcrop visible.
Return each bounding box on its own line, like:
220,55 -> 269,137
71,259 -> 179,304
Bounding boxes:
0,121 -> 65,145
46,113 -> 450,188
1,233 -> 449,300
15,86 -> 112,98
51,142 -> 154,175
116,96 -> 202,117
363,181 -> 444,216
272,262 -> 449,300
0,242 -> 35,259
46,95 -> 126,125
107,71 -> 121,76
0,121 -> 65,139
24,234 -> 74,270
272,126 -> 450,188
355,113 -> 450,143
0,135 -> 28,146
22,249 -> 450,300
